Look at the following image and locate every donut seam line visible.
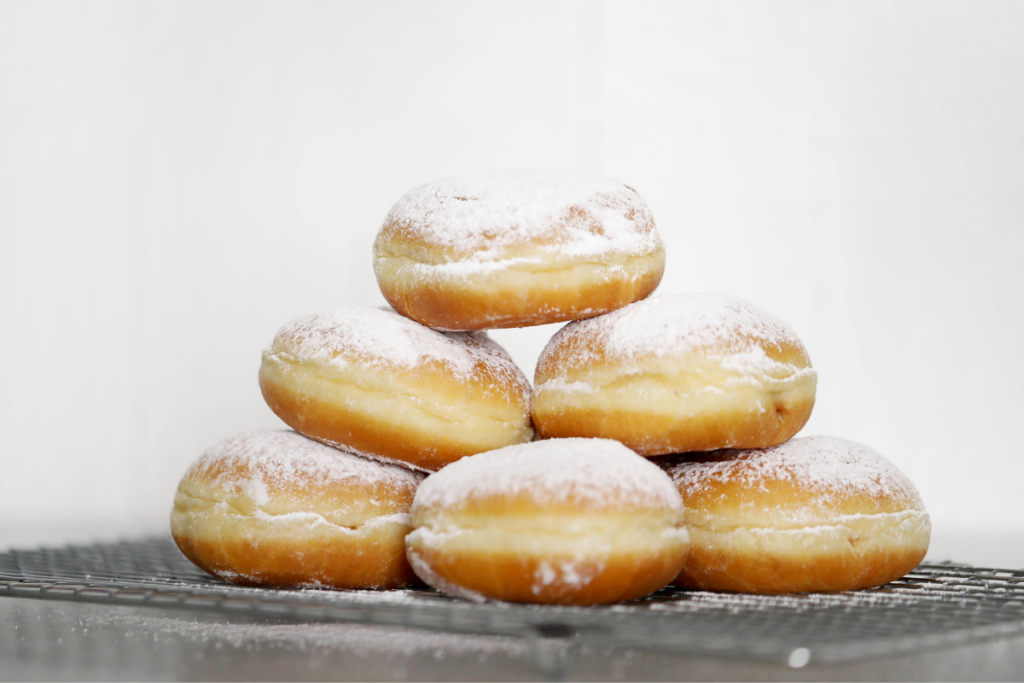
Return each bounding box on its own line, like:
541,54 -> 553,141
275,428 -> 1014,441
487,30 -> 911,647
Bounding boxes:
376,228 -> 662,258
251,509 -> 412,534
720,366 -> 818,392
175,490 -> 411,534
534,372 -> 810,406
379,250 -> 663,277
412,503 -> 686,522
174,490 -> 251,518
533,378 -> 600,395
537,361 -> 815,393
684,509 -> 931,536
270,357 -> 532,427
266,349 -> 483,384
378,253 -> 544,275
408,522 -> 688,552
534,371 -> 728,397
410,520 -> 683,534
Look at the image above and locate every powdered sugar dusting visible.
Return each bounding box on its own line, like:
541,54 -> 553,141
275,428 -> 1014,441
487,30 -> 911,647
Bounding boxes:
88,613 -> 531,660
532,559 -> 602,593
380,170 -> 661,262
405,542 -> 489,603
662,436 -> 924,508
539,293 -> 806,368
303,433 -> 438,474
185,430 -> 423,497
267,308 -> 524,381
413,438 -> 682,512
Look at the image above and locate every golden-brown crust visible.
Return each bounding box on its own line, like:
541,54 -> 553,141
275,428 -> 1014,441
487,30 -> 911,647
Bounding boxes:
258,314 -> 535,472
406,533 -> 686,605
404,439 -> 689,605
170,431 -> 424,590
172,525 -> 420,590
532,394 -> 815,455
259,369 -> 499,472
372,170 -> 666,331
185,442 -> 409,522
537,319 -> 813,373
533,342 -> 817,456
674,524 -> 928,594
657,437 -> 931,593
374,241 -> 665,330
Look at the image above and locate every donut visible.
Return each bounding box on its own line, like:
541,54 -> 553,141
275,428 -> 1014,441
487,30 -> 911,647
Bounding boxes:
258,308 -> 534,472
532,293 -> 817,455
373,170 -> 665,330
405,438 -> 689,605
171,430 -> 425,589
657,436 -> 931,593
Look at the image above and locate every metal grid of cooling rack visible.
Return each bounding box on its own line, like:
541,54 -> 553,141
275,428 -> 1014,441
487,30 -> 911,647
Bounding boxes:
1,536 -> 1023,666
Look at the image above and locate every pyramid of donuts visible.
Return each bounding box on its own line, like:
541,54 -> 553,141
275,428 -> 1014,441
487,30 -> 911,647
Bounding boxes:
171,170 -> 931,603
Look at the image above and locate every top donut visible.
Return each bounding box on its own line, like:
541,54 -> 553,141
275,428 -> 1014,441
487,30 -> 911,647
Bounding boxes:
373,170 -> 666,330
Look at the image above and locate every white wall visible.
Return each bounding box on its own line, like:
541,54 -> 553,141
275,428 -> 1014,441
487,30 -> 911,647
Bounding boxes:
1,1 -> 1022,541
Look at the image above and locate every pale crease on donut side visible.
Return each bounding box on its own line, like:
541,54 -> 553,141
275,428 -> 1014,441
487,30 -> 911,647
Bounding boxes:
656,436 -> 931,593
405,438 -> 690,605
258,309 -> 534,472
373,170 -> 666,330
170,430 -> 425,589
532,293 -> 818,455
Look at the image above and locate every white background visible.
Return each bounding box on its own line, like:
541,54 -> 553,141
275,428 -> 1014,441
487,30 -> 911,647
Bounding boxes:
1,1 -> 1022,561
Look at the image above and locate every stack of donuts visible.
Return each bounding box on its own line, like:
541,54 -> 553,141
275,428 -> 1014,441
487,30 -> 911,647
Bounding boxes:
171,170 -> 930,603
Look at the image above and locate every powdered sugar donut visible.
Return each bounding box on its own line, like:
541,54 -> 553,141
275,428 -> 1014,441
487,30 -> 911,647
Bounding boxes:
658,436 -> 930,593
532,293 -> 817,455
171,430 -> 425,589
373,170 -> 665,330
406,438 -> 689,605
259,308 -> 534,472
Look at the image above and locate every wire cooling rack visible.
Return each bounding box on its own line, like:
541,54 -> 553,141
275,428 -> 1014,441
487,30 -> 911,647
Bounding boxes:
1,536 -> 1023,666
